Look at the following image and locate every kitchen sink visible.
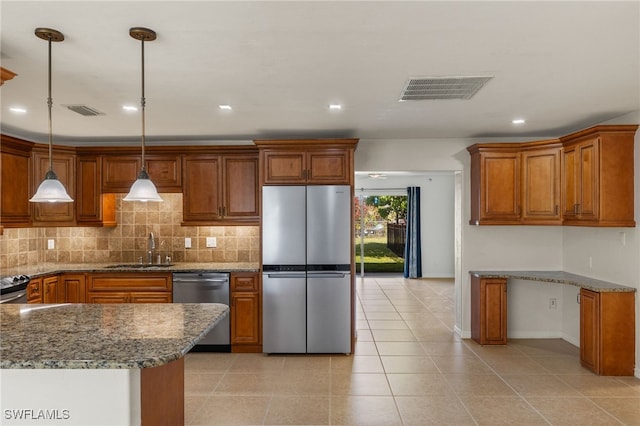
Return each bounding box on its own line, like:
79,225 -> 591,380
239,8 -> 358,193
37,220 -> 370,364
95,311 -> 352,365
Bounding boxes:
105,263 -> 174,269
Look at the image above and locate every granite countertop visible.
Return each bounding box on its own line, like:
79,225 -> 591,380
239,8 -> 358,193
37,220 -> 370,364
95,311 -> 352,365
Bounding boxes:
469,270 -> 635,293
2,262 -> 259,279
0,303 -> 228,369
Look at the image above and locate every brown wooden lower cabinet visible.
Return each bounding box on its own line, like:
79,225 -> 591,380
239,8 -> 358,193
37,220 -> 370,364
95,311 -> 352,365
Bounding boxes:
230,272 -> 262,352
27,277 -> 43,303
580,289 -> 635,376
86,273 -> 172,304
43,275 -> 60,304
470,275 -> 507,345
61,273 -> 86,303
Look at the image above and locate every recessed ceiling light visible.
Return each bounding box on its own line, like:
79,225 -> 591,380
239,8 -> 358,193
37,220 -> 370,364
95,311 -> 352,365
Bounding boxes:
218,105 -> 232,110
122,105 -> 138,112
329,104 -> 342,110
512,118 -> 526,124
10,107 -> 27,113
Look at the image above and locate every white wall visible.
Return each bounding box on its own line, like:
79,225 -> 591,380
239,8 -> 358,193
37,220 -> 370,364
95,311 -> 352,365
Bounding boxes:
356,112 -> 640,377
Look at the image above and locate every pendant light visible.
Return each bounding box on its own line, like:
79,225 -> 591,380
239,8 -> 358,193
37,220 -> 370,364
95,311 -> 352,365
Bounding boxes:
29,28 -> 73,203
123,27 -> 162,202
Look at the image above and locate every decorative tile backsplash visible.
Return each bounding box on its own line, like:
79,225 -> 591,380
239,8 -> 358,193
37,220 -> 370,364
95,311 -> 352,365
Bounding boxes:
0,193 -> 260,273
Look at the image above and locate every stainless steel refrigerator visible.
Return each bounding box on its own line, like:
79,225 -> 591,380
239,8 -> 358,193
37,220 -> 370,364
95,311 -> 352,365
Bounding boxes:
262,185 -> 352,353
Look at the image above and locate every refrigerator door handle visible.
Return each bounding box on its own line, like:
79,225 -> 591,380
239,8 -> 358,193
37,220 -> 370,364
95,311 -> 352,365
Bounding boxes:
307,272 -> 347,279
266,273 -> 307,279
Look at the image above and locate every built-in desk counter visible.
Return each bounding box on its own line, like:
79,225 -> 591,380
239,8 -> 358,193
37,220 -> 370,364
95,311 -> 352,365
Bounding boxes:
469,271 -> 635,376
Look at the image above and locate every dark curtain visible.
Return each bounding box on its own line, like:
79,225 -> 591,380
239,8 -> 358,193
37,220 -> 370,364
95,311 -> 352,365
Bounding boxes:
404,186 -> 422,278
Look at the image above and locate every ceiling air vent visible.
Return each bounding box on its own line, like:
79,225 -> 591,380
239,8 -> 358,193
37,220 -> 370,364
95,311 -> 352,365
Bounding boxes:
400,76 -> 493,101
63,104 -> 105,116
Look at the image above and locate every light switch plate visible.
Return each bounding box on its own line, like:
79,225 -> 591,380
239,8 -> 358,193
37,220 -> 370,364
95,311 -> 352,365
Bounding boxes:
206,237 -> 217,248
185,237 -> 192,249
47,239 -> 55,250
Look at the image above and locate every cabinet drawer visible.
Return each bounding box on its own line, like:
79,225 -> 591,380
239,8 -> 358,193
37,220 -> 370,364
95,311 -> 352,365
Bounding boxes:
88,274 -> 172,292
231,273 -> 259,291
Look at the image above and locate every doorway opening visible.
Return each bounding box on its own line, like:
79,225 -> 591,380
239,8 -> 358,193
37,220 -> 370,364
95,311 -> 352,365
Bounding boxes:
354,193 -> 407,275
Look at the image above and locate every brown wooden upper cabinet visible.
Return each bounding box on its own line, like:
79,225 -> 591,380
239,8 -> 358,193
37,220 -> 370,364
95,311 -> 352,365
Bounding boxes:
468,140 -> 561,225
468,124 -> 636,227
102,154 -> 182,193
182,151 -> 259,225
0,135 -> 33,229
31,145 -> 76,226
76,154 -> 115,227
560,125 -> 637,227
254,139 -> 358,185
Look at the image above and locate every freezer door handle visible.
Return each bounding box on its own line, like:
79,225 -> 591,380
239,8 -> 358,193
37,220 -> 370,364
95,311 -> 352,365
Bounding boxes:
266,273 -> 307,279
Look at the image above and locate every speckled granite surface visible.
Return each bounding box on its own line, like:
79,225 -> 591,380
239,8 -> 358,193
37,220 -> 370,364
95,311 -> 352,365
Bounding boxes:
469,270 -> 635,292
0,303 -> 228,369
2,262 -> 259,279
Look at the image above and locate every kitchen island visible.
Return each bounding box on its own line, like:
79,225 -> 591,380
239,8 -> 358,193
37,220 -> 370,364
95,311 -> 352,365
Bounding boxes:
0,303 -> 228,425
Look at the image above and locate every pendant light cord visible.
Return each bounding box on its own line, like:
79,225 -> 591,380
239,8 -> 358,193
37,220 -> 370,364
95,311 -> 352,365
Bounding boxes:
140,37 -> 146,171
47,34 -> 54,173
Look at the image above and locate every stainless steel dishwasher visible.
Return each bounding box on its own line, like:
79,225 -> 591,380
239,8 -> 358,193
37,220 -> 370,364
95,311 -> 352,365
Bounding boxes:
172,272 -> 230,352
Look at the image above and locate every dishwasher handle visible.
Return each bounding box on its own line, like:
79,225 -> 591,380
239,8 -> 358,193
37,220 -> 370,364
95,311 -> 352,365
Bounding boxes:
265,273 -> 306,279
173,278 -> 228,283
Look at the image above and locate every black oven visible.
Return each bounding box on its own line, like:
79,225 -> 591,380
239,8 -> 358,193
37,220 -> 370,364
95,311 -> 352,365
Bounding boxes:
0,275 -> 30,304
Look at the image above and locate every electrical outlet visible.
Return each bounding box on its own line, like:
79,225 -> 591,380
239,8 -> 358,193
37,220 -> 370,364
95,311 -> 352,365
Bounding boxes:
185,237 -> 192,249
47,239 -> 55,250
549,298 -> 557,309
206,237 -> 217,248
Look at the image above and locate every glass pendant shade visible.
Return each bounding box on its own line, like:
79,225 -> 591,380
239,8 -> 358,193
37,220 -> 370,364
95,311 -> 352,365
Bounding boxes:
29,169 -> 73,203
123,170 -> 163,202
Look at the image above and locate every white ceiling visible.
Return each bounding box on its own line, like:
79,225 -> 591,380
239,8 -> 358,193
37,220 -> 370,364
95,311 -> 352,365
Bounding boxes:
1,1 -> 639,146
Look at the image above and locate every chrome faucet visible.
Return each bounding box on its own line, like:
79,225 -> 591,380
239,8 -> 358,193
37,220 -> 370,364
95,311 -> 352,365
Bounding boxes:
147,232 -> 156,264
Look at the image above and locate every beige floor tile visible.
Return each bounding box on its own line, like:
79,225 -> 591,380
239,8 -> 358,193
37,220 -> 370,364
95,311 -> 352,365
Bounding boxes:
271,370 -> 331,395
431,355 -> 494,374
465,341 -> 528,359
483,356 -> 550,375
184,395 -> 208,426
282,354 -> 331,371
355,329 -> 374,341
387,373 -> 455,396
185,372 -> 224,394
190,395 -> 270,425
330,396 -> 402,426
354,340 -> 379,355
380,355 -> 439,373
411,327 -> 461,343
367,320 -> 408,330
356,319 -> 370,330
376,341 -> 426,356
264,395 -> 330,425
560,375 -> 640,397
508,338 -> 579,357
443,373 -> 519,397
364,311 -> 403,320
215,372 -> 275,395
420,341 -> 476,357
371,329 -> 417,342
229,353 -> 285,372
501,374 -> 582,397
332,355 -> 385,373
363,305 -> 400,313
395,395 -> 476,425
399,312 -> 442,323
529,355 -> 594,375
330,373 -> 392,395
591,397 -> 640,425
526,396 -> 621,425
185,352 -> 236,372
459,396 -> 549,425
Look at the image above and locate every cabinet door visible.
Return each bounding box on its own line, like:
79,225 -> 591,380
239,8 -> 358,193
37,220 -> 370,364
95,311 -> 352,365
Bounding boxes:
306,150 -> 351,184
580,289 -> 600,373
231,292 -> 260,345
130,292 -> 172,303
261,150 -> 306,184
577,139 -> 599,221
480,152 -> 520,223
182,155 -> 222,223
562,145 -> 578,220
102,155 -> 140,192
62,274 -> 86,303
521,147 -> 561,224
88,273 -> 172,292
76,155 -> 116,227
27,278 -> 43,304
43,275 -> 59,303
1,148 -> 32,227
471,276 -> 507,345
32,149 -> 75,224
223,155 -> 259,220
146,155 -> 182,192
